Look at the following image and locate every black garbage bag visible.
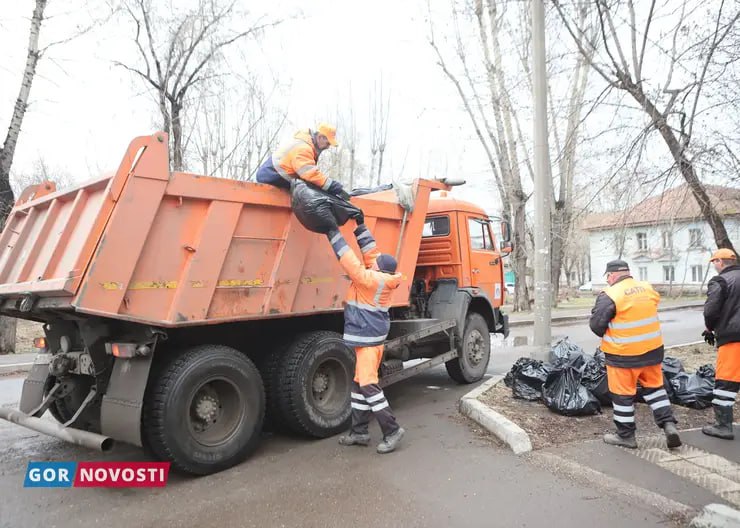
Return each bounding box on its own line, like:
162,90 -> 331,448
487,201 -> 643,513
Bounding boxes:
662,357 -> 685,380
582,354 -> 611,406
542,360 -> 602,416
290,180 -> 362,234
505,358 -> 552,401
350,183 -> 393,196
550,337 -> 586,364
669,364 -> 715,409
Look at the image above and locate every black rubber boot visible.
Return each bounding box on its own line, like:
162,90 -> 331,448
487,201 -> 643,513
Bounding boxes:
702,405 -> 735,440
663,422 -> 682,449
603,432 -> 637,449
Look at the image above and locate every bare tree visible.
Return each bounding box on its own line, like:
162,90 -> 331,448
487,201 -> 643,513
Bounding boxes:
116,0 -> 281,171
368,77 -> 391,185
554,0 -> 739,253
0,0 -> 48,354
0,0 -> 47,226
191,72 -> 287,180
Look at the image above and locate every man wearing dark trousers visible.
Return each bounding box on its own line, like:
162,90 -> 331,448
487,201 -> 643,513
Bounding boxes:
702,248 -> 740,440
590,259 -> 681,449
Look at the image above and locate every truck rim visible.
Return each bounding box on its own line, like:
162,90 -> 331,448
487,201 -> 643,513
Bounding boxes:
309,358 -> 349,415
466,330 -> 486,366
188,378 -> 244,447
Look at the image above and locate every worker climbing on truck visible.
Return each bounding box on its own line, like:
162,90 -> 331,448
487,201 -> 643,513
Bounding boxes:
256,123 -> 350,200
327,219 -> 406,454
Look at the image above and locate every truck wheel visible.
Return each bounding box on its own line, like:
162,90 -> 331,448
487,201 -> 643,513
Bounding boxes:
142,345 -> 264,475
277,331 -> 354,438
257,341 -> 290,432
446,313 -> 491,384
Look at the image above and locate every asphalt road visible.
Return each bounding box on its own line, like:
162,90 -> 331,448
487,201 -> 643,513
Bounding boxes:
0,308 -> 711,527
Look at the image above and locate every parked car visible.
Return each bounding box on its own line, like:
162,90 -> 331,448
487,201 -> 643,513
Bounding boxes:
505,282 -> 515,296
578,281 -> 593,292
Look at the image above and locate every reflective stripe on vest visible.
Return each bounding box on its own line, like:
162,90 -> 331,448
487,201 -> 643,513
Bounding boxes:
601,278 -> 663,356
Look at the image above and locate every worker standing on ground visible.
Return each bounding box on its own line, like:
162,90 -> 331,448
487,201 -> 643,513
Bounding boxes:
256,123 -> 349,200
701,248 -> 740,440
326,219 -> 405,453
589,259 -> 682,449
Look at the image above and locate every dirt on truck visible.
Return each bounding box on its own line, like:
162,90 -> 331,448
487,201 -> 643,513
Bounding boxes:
0,132 -> 512,475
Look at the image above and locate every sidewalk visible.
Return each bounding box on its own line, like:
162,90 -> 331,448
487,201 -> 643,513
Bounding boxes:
507,300 -> 705,327
0,352 -> 37,375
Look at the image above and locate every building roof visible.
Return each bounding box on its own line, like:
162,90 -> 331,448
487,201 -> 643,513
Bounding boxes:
583,184 -> 740,231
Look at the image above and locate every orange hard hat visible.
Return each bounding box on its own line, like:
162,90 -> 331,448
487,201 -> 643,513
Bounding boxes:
316,123 -> 338,147
709,248 -> 737,262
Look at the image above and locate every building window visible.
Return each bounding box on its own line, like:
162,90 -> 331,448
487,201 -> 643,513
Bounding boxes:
689,228 -> 703,247
662,231 -> 673,249
691,265 -> 703,283
637,232 -> 648,251
639,267 -> 648,281
663,266 -> 675,282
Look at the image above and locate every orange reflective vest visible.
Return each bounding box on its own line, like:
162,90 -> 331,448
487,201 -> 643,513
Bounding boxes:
329,225 -> 402,347
601,278 -> 663,362
256,129 -> 337,191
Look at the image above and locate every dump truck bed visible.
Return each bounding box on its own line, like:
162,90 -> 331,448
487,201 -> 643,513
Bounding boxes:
0,133 -> 445,327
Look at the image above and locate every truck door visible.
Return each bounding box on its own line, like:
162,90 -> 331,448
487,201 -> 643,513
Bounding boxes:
466,216 -> 501,303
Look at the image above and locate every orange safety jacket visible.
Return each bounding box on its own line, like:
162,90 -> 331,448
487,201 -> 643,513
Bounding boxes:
329,225 -> 402,347
256,129 -> 339,192
598,277 -> 664,368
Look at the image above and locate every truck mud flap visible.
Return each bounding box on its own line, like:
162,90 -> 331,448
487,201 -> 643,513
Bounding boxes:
19,355 -> 52,415
100,355 -> 153,447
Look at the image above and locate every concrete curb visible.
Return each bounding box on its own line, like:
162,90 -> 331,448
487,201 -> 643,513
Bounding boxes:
690,503 -> 740,527
508,301 -> 704,328
0,362 -> 34,376
459,375 -> 533,455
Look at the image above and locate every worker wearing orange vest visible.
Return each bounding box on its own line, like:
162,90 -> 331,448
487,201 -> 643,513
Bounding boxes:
256,123 -> 349,200
326,220 -> 405,454
702,248 -> 740,440
589,259 -> 681,449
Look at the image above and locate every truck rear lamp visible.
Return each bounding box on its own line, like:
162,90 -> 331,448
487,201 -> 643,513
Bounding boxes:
33,337 -> 47,350
106,343 -> 152,358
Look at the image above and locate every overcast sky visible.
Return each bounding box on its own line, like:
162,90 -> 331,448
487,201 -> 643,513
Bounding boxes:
1,0 -> 736,220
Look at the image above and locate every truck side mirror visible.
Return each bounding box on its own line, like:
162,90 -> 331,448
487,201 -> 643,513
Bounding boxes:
500,241 -> 513,255
500,221 -> 511,243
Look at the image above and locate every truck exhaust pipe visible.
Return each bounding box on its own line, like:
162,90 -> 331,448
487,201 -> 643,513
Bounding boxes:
0,407 -> 114,452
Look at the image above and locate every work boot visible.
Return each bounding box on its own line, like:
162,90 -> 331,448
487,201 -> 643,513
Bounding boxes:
338,432 -> 371,446
377,427 -> 405,454
663,422 -> 682,449
603,432 -> 637,449
702,406 -> 735,440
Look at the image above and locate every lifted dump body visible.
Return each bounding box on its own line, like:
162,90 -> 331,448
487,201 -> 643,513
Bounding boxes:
0,132 -> 510,475
0,133 -> 443,325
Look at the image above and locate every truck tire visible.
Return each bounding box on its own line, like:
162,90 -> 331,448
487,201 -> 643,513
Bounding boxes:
142,345 -> 264,475
277,331 -> 354,438
257,341 -> 291,432
446,313 -> 491,384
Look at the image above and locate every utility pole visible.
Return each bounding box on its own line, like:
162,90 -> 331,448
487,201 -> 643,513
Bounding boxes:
531,0 -> 552,358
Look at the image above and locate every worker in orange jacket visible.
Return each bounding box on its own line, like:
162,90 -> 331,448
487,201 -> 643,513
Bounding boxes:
702,248 -> 740,440
326,220 -> 405,453
589,259 -> 681,449
256,123 -> 349,199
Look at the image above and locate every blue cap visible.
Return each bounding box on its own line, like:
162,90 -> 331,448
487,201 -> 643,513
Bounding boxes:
376,254 -> 398,273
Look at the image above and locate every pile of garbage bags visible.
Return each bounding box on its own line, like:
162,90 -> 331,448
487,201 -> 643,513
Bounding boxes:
504,337 -> 716,416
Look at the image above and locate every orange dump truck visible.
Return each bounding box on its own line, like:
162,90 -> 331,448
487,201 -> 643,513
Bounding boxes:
0,132 -> 511,474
